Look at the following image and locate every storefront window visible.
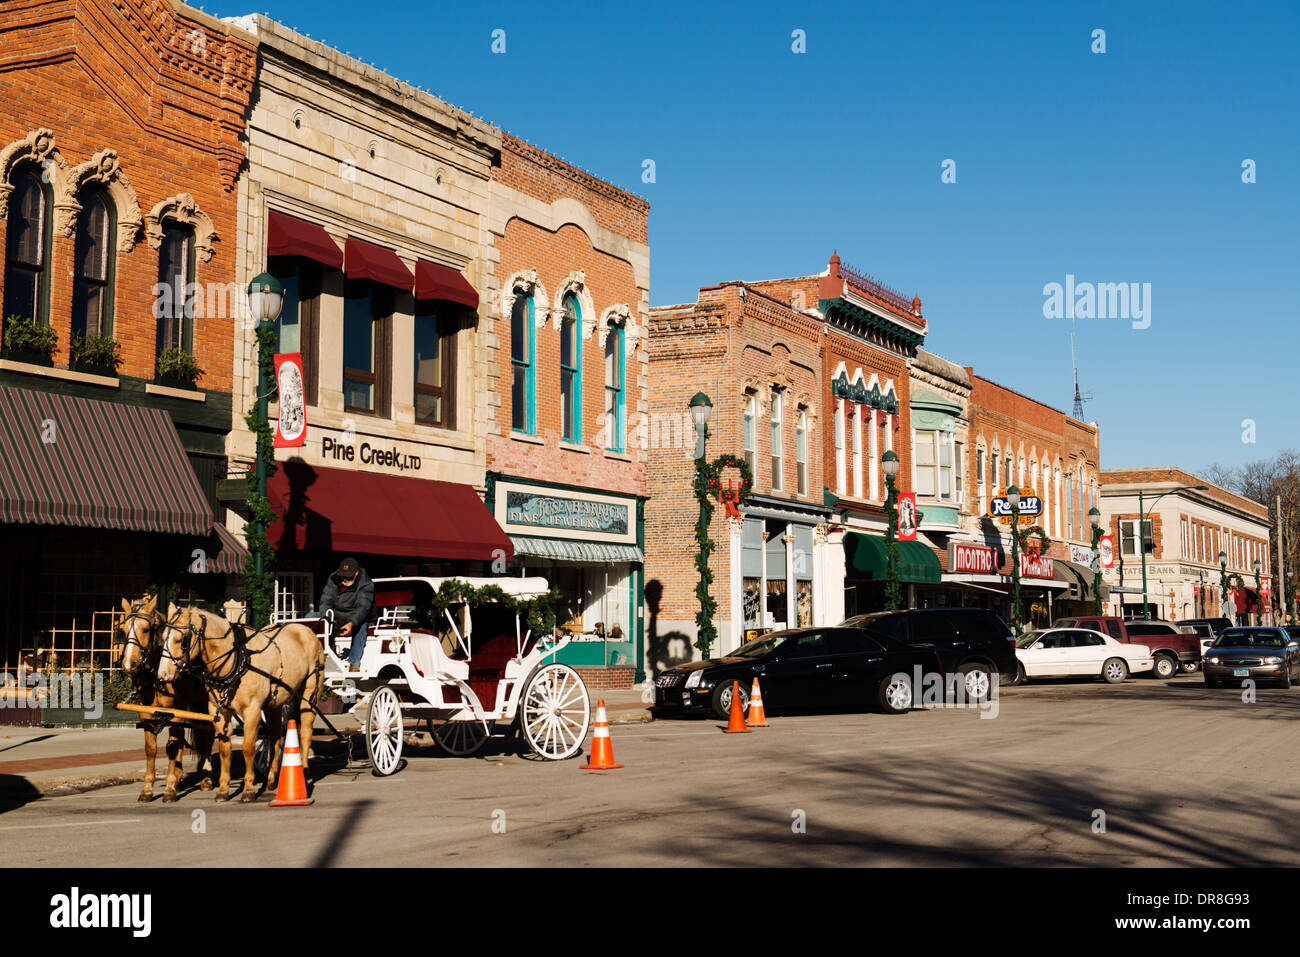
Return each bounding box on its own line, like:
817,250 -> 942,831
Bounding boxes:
743,577 -> 762,626
796,409 -> 808,496
414,302 -> 456,428
796,580 -> 812,626
766,579 -> 787,629
343,279 -> 391,416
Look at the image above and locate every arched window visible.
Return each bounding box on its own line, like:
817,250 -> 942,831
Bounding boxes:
72,188 -> 116,338
3,167 -> 52,325
510,289 -> 534,433
603,320 -> 624,452
560,292 -> 581,442
796,408 -> 809,496
156,220 -> 195,354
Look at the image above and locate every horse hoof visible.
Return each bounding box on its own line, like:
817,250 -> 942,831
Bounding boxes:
161,792 -> 178,804
239,791 -> 256,804
198,779 -> 213,791
137,792 -> 152,803
215,792 -> 230,802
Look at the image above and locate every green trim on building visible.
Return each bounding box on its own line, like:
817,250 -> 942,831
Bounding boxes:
820,297 -> 923,357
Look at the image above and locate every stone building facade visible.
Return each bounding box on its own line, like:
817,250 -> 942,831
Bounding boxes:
221,14 -> 510,620
1099,467 -> 1273,623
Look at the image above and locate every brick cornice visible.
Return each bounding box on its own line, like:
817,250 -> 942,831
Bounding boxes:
502,134 -> 649,215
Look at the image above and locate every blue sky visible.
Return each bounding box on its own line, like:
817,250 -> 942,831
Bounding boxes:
213,0 -> 1299,471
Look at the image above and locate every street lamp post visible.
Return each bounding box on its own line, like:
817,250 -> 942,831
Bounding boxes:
245,272 -> 284,628
689,392 -> 714,657
1219,550 -> 1229,621
881,450 -> 901,611
1089,505 -> 1103,615
1138,483 -> 1209,621
1253,557 -> 1262,625
1008,485 -> 1022,634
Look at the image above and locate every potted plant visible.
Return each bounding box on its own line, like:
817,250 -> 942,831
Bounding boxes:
69,332 -> 123,375
154,346 -> 204,389
1,314 -> 58,366
317,683 -> 345,714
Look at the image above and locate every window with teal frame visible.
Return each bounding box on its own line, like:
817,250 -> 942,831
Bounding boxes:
510,289 -> 535,433
560,292 -> 582,442
604,321 -> 625,452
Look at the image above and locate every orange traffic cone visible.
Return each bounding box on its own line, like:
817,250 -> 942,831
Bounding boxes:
580,699 -> 624,770
269,719 -> 313,807
723,680 -> 751,733
746,677 -> 768,727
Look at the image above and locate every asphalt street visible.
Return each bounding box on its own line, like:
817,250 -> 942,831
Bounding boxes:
3,675 -> 1298,867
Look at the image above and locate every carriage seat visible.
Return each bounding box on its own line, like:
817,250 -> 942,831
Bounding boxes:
467,630 -> 518,713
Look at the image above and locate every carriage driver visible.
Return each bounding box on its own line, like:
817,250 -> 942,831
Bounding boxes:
319,557 -> 375,673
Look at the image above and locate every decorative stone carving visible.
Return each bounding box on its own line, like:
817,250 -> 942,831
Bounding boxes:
552,269 -> 595,337
0,128 -> 66,219
501,268 -> 550,328
145,193 -> 218,262
599,302 -> 636,353
56,149 -> 145,253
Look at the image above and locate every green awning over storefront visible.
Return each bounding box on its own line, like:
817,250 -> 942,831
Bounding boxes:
510,535 -> 644,564
845,533 -> 942,584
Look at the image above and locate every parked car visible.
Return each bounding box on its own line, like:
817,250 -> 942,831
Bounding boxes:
1203,627 -> 1300,688
1180,622 -> 1217,665
841,607 -> 1018,701
652,627 -> 943,718
1052,616 -> 1200,679
1014,628 -> 1154,683
1180,616 -> 1233,638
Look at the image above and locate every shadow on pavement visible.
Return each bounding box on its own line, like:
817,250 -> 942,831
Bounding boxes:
0,775 -> 42,812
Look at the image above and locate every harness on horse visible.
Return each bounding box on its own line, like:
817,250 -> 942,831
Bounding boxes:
175,614 -> 323,713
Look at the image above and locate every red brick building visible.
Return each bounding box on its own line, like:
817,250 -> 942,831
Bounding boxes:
646,253 -> 928,662
484,135 -> 650,688
0,0 -> 254,674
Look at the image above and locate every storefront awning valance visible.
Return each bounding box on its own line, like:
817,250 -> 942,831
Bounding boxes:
203,523 -> 250,574
415,260 -> 478,308
265,462 -> 511,562
845,533 -> 942,584
344,237 -> 414,291
510,535 -> 643,565
0,386 -> 212,535
267,210 -> 343,270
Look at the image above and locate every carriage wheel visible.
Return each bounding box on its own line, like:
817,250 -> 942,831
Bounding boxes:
429,720 -> 491,756
520,663 -> 590,761
365,684 -> 404,776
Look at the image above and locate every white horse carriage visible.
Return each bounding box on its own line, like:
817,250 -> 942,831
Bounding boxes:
296,576 -> 592,775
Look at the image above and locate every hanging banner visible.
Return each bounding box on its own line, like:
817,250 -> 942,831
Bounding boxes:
1099,534 -> 1114,568
273,352 -> 307,448
897,492 -> 918,541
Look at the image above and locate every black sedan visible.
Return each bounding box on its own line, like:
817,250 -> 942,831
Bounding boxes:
652,627 -> 943,719
1203,627 -> 1300,688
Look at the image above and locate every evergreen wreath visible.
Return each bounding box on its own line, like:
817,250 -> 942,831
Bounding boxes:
427,579 -> 563,640
692,453 -> 755,657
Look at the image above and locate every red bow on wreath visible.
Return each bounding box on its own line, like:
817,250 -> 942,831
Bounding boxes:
720,478 -> 741,520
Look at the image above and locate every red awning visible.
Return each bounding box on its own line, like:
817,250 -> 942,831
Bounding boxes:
345,237 -> 413,291
267,210 -> 343,270
415,260 -> 478,308
265,461 -> 512,562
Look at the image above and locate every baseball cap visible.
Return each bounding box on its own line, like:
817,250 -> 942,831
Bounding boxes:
336,557 -> 360,579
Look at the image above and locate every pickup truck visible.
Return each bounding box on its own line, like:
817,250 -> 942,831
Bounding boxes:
1052,616 -> 1201,679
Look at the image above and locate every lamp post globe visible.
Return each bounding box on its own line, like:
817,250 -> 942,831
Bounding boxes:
688,391 -> 713,427
246,272 -> 285,326
881,449 -> 900,480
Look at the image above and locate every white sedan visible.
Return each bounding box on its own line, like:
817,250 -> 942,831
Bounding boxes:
1015,627 -> 1154,683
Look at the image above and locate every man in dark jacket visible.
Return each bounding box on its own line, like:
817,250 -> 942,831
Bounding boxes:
319,557 -> 374,672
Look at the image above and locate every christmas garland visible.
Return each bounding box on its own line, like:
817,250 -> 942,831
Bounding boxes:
427,579 -> 562,641
242,323 -> 279,626
883,482 -> 902,611
692,452 -> 755,657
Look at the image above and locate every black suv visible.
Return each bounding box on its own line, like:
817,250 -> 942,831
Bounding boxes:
841,607 -> 1017,701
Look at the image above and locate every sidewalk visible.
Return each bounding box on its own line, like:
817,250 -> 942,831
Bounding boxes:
0,686 -> 654,800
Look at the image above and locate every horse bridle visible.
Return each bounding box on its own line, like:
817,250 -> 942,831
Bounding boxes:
114,606 -> 161,674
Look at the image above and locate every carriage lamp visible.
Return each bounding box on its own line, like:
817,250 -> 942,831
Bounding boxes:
689,392 -> 713,460
881,449 -> 900,481
246,272 -> 285,325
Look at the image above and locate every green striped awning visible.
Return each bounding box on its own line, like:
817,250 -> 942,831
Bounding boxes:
845,533 -> 942,584
0,386 -> 212,534
510,535 -> 644,564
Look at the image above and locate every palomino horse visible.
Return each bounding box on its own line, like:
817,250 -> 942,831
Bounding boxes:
155,605 -> 323,803
113,596 -> 215,802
